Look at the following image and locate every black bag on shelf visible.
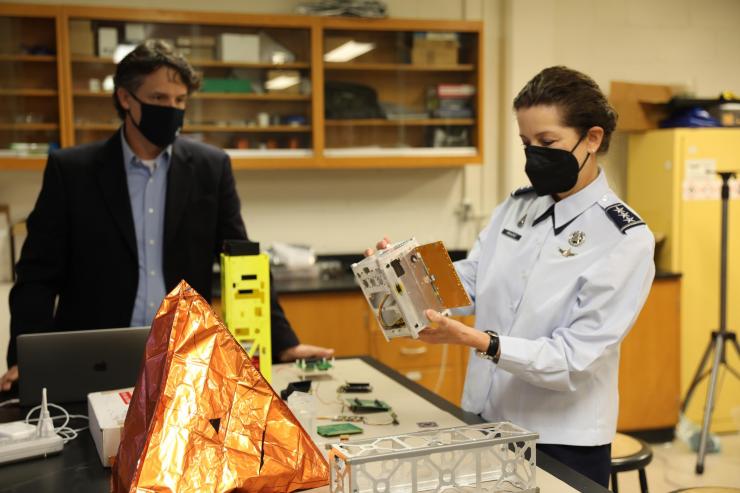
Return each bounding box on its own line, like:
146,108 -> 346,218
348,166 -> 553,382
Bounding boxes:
324,81 -> 386,119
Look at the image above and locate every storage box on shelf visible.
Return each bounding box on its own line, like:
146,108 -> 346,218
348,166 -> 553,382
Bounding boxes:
0,5 -> 483,170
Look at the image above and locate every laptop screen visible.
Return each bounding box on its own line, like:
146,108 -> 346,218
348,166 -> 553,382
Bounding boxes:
17,326 -> 149,406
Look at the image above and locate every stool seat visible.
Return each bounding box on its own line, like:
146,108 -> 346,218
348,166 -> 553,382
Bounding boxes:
670,489 -> 740,493
610,433 -> 653,493
611,433 -> 653,471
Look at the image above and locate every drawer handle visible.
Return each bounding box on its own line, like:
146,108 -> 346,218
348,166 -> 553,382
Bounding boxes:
400,346 -> 428,356
405,371 -> 422,381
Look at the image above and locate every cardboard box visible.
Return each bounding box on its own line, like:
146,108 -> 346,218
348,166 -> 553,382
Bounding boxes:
69,20 -> 94,56
609,81 -> 683,131
124,23 -> 146,44
177,46 -> 215,61
217,33 -> 259,63
88,387 -> 133,467
97,27 -> 118,58
411,38 -> 459,66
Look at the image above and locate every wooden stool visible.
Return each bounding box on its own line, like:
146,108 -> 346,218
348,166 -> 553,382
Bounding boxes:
611,433 -> 653,493
670,489 -> 740,493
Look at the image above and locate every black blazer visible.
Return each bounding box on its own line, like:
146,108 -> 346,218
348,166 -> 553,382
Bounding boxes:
7,132 -> 298,367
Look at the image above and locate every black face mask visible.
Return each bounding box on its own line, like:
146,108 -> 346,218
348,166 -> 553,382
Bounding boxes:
127,92 -> 184,148
524,134 -> 590,196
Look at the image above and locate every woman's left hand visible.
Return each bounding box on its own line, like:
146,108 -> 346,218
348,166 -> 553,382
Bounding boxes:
420,310 -> 489,352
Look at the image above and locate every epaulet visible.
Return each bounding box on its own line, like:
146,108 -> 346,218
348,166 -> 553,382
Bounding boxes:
511,186 -> 536,197
603,202 -> 646,234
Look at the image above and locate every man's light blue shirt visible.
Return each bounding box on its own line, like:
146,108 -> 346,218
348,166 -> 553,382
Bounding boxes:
121,129 -> 171,326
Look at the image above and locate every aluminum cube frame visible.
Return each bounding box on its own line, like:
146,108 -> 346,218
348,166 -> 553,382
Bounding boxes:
327,422 -> 539,493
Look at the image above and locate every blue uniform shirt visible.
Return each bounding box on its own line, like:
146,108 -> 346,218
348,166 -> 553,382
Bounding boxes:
121,130 -> 171,327
454,170 -> 655,446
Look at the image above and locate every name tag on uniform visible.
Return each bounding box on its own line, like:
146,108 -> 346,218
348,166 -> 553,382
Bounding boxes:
501,229 -> 521,241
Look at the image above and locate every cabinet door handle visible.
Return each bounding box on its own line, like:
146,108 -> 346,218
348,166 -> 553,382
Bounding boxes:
400,346 -> 428,356
405,371 -> 422,381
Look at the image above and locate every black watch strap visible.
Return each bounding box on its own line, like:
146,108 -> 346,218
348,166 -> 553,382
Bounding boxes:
476,330 -> 500,363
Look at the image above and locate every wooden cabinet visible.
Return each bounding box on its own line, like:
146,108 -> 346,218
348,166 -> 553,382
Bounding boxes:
279,290 -> 470,405
0,4 -> 67,169
0,3 -> 483,171
617,276 -> 681,432
278,291 -> 372,357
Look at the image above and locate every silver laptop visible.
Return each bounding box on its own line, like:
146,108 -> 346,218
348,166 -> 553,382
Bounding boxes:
17,326 -> 150,406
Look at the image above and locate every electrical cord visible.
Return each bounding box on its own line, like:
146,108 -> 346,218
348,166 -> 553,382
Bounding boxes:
25,402 -> 89,444
0,398 -> 19,407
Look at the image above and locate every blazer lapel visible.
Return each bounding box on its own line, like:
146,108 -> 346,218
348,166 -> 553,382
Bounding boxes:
163,139 -> 193,255
94,132 -> 137,259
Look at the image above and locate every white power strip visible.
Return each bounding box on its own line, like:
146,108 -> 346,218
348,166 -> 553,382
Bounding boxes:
0,422 -> 64,464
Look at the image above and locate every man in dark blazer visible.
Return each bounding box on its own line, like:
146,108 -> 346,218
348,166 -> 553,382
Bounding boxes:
2,40 -> 332,391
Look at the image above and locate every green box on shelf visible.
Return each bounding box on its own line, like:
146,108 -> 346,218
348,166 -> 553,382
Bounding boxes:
201,78 -> 252,93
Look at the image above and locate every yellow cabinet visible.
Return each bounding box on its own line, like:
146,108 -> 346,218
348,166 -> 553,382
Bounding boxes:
628,128 -> 740,432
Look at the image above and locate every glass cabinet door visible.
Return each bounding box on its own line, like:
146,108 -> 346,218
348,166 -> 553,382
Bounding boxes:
0,14 -> 60,159
68,18 -> 312,160
322,27 -> 480,160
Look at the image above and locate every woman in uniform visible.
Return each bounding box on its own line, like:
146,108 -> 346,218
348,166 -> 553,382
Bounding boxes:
370,66 -> 655,487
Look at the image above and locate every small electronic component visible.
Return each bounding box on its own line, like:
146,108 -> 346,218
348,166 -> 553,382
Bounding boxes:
317,423 -> 363,437
295,357 -> 333,372
346,398 -> 391,413
279,380 -> 312,400
352,238 -> 471,340
337,382 -> 372,393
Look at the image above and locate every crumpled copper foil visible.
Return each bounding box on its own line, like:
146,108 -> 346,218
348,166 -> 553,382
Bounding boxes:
111,280 -> 329,493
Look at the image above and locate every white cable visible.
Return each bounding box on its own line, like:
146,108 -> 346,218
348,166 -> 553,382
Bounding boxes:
24,399 -> 89,444
433,343 -> 449,394
0,398 -> 19,407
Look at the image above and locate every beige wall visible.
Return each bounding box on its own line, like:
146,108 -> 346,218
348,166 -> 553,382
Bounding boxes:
501,0 -> 740,205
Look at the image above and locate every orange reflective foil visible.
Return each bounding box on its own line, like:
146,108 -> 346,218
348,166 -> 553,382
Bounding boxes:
111,280 -> 329,493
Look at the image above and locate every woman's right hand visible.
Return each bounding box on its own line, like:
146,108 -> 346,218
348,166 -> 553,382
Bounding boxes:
364,236 -> 391,257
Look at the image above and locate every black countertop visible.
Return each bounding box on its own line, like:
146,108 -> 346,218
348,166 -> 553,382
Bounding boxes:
215,252 -> 681,298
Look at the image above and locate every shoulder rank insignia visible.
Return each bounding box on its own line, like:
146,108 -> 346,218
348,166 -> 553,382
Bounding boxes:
605,203 -> 645,234
511,186 -> 536,197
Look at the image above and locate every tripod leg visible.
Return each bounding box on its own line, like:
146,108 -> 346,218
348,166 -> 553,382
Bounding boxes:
681,340 -> 714,414
696,335 -> 724,474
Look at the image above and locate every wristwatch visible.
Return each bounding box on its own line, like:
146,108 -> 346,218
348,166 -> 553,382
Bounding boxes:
476,330 -> 501,363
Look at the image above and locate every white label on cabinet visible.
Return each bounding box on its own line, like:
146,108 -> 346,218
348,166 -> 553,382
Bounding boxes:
684,158 -> 716,178
683,159 -> 720,201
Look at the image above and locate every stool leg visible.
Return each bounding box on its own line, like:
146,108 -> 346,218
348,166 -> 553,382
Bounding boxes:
638,468 -> 648,493
611,472 -> 619,493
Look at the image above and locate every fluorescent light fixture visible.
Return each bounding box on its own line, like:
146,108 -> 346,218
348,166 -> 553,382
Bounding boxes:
323,41 -> 375,63
265,75 -> 300,91
113,44 -> 137,63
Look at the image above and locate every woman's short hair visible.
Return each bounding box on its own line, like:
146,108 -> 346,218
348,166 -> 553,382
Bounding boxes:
513,66 -> 618,153
113,39 -> 201,120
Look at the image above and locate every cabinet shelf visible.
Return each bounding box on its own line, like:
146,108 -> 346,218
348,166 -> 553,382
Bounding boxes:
73,90 -> 310,101
0,123 -> 59,130
324,62 -> 474,72
0,54 -> 56,63
326,118 -> 474,127
75,123 -> 310,133
0,153 -> 47,169
71,55 -> 310,70
0,89 -> 58,97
